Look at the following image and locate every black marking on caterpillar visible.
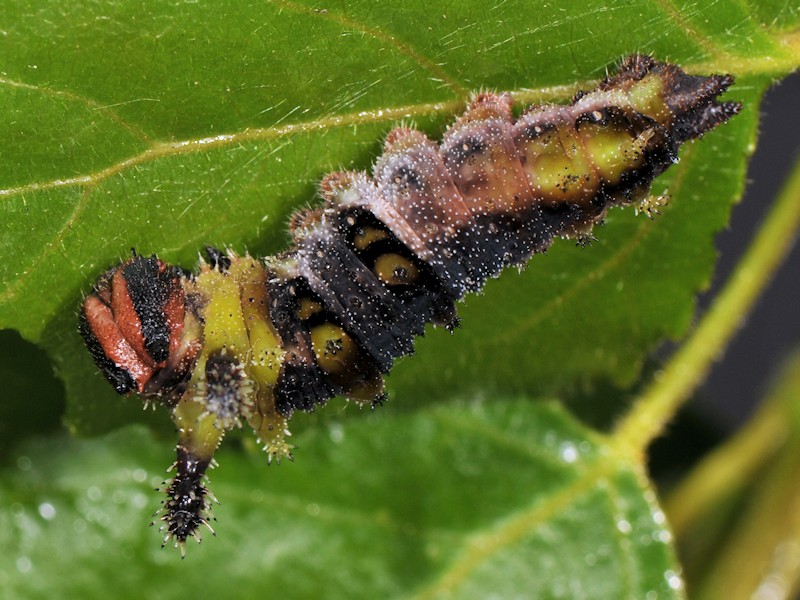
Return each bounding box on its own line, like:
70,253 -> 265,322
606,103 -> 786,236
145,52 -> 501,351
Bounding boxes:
78,55 -> 740,554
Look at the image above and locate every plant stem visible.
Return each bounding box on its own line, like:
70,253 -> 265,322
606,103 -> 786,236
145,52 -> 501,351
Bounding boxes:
613,153 -> 800,457
669,350 -> 800,599
664,350 -> 800,537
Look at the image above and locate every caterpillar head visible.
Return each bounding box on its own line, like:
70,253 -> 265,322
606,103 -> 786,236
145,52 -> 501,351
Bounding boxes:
79,253 -> 200,400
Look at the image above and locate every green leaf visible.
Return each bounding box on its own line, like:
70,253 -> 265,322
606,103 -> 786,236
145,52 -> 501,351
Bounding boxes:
2,2 -> 799,596
0,0 -> 797,434
0,399 -> 680,599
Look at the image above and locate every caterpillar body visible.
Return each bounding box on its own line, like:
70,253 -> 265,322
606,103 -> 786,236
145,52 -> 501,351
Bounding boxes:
79,55 -> 740,554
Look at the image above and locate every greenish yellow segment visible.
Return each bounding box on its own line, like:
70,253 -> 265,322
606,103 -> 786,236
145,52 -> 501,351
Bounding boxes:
194,268 -> 251,361
171,265 -> 254,461
230,258 -> 284,387
520,126 -> 598,205
580,123 -> 648,186
520,74 -> 671,211
168,255 -> 294,462
172,393 -> 225,462
625,75 -> 670,124
229,257 -> 293,461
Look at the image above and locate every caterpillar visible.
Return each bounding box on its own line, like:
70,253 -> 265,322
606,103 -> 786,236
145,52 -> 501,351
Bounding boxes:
79,55 -> 740,554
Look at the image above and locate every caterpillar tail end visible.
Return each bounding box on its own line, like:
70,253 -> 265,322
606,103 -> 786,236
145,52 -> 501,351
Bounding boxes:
620,55 -> 742,142
155,445 -> 216,557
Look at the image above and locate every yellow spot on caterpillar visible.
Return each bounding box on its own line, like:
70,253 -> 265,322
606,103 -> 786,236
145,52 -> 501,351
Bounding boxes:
353,226 -> 389,251
310,323 -> 356,375
374,253 -> 419,285
297,297 -> 323,321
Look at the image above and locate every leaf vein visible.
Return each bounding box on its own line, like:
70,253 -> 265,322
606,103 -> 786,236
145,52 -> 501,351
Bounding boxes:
0,83 -> 586,201
266,0 -> 469,96
0,186 -> 95,306
0,76 -> 154,144
648,0 -> 735,59
410,456 -> 622,600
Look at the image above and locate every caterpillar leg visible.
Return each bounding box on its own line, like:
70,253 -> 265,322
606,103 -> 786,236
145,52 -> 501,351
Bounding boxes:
636,193 -> 670,219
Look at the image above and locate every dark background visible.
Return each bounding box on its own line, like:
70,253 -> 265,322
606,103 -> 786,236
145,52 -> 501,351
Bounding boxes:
696,71 -> 800,431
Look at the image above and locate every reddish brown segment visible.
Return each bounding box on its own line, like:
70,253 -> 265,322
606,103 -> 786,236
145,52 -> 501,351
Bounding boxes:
377,130 -> 474,245
162,278 -> 187,367
441,93 -> 534,217
110,270 -> 158,370
80,255 -> 193,396
81,293 -> 157,392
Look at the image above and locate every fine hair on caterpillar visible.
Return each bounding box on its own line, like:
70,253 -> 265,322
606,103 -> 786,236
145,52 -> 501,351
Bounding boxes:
78,55 -> 740,554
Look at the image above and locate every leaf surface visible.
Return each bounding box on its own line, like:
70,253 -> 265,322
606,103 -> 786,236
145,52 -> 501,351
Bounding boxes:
0,400 -> 680,599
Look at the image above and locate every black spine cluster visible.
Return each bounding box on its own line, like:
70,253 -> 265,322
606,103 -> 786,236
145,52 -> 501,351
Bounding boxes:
157,446 -> 214,555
